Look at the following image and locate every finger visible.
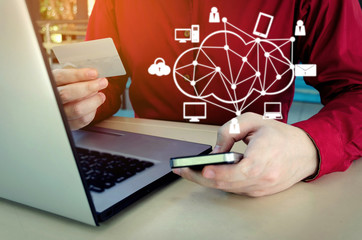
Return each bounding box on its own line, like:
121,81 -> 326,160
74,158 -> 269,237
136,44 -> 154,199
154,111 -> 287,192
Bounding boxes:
212,112 -> 264,153
53,68 -> 99,86
173,166 -> 253,192
211,125 -> 237,153
201,165 -> 250,191
173,165 -> 264,194
202,164 -> 246,182
58,78 -> 108,104
63,92 -> 106,121
172,168 -> 217,188
200,154 -> 271,189
68,111 -> 97,131
201,158 -> 256,184
221,158 -> 294,197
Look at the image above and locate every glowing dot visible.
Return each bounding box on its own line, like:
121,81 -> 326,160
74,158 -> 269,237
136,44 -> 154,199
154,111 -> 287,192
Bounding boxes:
231,84 -> 236,90
222,17 -> 227,23
261,90 -> 266,96
192,60 -> 198,66
255,71 -> 261,77
276,75 -> 281,80
215,67 -> 221,72
290,64 -> 295,70
224,45 -> 229,51
242,57 -> 248,62
264,52 -> 270,58
190,81 -> 196,86
290,37 -> 296,42
255,38 -> 261,43
236,111 -> 241,116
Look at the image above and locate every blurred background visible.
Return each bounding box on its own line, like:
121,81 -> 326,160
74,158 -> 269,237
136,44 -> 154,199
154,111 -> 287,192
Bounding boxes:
28,0 -> 94,62
28,0 -> 362,123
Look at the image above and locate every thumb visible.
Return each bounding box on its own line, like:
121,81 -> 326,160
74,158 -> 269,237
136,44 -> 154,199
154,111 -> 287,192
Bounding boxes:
211,113 -> 263,154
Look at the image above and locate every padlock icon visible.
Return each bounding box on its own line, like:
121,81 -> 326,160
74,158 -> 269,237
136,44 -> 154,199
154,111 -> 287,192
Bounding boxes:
148,58 -> 171,76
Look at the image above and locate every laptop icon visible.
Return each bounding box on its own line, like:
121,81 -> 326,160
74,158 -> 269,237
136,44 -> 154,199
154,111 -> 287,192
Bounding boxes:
0,0 -> 211,226
263,102 -> 283,120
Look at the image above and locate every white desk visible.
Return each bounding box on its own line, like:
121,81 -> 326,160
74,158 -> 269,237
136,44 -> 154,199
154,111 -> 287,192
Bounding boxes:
1,117 -> 362,240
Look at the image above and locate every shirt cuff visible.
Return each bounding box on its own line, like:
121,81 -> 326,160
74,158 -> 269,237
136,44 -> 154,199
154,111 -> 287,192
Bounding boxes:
292,117 -> 346,181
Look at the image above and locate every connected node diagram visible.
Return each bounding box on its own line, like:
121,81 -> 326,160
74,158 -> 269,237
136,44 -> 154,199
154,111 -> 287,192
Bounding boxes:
173,15 -> 296,116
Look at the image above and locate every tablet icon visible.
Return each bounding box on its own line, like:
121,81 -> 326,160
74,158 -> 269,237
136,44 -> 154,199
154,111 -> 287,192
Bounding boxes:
253,12 -> 274,38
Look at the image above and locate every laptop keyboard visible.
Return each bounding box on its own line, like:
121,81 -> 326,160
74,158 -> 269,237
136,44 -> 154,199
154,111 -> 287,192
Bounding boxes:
76,148 -> 154,193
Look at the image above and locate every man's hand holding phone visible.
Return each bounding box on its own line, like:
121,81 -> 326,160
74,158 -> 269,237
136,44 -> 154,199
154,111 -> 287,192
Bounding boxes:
172,112 -> 319,197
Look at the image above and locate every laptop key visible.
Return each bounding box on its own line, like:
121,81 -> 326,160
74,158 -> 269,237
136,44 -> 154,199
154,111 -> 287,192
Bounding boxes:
89,185 -> 104,193
76,148 -> 154,192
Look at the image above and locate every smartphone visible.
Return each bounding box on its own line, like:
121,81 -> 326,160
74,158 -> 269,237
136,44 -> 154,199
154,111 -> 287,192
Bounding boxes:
170,152 -> 243,170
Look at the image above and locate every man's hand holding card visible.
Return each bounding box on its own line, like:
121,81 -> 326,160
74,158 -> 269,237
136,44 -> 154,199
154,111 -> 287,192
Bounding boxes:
51,38 -> 126,130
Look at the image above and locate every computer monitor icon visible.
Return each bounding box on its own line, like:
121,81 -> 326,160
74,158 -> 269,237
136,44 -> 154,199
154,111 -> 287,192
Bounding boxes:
175,29 -> 191,43
263,102 -> 283,120
175,25 -> 200,43
183,102 -> 207,122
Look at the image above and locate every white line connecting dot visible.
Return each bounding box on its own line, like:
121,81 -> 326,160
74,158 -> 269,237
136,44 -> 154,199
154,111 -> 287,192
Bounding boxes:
173,18 -> 295,115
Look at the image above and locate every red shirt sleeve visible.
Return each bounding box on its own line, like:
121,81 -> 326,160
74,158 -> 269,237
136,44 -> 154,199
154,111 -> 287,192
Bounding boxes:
85,0 -> 129,124
293,0 -> 362,180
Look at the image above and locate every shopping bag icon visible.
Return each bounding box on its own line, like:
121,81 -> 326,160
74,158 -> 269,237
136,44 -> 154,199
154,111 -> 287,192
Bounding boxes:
295,64 -> 317,77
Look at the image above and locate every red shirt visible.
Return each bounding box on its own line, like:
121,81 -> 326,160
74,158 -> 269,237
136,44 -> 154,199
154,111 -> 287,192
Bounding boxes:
86,0 -> 362,180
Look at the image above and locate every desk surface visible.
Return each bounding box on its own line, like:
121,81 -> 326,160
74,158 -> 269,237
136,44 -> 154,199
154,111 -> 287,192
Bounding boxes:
2,117 -> 362,240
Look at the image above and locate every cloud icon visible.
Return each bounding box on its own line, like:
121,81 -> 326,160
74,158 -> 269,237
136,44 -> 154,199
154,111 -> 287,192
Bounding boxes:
173,30 -> 294,105
148,58 -> 171,76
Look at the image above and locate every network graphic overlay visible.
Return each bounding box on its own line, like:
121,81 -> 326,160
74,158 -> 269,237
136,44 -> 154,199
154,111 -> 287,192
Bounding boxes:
173,17 -> 295,116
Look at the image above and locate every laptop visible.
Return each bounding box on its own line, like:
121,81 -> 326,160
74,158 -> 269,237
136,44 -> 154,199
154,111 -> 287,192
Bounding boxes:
263,102 -> 283,120
0,0 -> 211,226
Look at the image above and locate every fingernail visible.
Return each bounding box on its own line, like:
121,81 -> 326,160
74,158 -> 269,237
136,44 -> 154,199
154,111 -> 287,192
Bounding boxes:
88,70 -> 98,78
99,78 -> 108,88
99,93 -> 106,103
203,169 -> 215,179
211,145 -> 222,153
172,168 -> 181,175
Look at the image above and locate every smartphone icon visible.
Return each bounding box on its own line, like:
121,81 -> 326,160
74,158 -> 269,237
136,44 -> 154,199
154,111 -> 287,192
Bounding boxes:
253,12 -> 274,38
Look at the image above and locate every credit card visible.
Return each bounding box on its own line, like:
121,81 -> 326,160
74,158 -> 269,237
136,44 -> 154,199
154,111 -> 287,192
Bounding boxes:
52,38 -> 126,78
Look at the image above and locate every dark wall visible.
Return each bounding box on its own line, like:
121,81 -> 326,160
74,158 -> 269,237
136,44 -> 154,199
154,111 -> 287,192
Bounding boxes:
360,0 -> 362,8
